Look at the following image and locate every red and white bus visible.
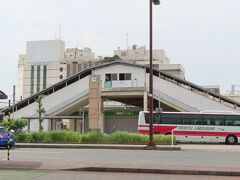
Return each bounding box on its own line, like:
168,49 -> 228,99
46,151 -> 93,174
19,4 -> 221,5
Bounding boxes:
138,111 -> 240,144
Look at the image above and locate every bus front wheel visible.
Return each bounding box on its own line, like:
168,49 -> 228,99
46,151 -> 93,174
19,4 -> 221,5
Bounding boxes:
226,135 -> 238,144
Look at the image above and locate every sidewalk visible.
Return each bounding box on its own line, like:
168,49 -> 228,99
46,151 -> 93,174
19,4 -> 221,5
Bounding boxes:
1,160 -> 240,176
14,143 -> 181,151
2,143 -> 240,176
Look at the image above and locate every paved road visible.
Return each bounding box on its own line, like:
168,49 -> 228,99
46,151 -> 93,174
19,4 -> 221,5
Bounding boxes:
0,169 -> 240,180
0,144 -> 240,168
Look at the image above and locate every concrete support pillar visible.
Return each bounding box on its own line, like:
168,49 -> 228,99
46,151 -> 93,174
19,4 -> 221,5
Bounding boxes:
89,75 -> 103,132
144,91 -> 148,111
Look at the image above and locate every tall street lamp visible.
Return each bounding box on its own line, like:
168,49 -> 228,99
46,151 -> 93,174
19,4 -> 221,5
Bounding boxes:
148,0 -> 160,147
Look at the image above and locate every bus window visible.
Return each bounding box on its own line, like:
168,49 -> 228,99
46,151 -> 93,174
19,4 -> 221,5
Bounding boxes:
161,114 -> 182,124
153,113 -> 160,124
144,113 -> 160,124
144,113 -> 149,124
182,114 -> 202,125
225,115 -> 240,126
203,115 -> 225,126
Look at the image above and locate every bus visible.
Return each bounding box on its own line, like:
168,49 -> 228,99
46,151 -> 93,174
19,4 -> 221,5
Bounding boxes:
138,111 -> 240,144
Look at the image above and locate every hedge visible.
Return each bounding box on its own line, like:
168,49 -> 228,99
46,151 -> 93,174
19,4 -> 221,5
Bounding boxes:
16,131 -> 175,144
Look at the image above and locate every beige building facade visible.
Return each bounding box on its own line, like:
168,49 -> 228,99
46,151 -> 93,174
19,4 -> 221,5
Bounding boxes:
17,40 -> 185,101
17,40 -> 100,100
64,48 -> 96,63
17,55 -> 67,100
223,85 -> 240,102
114,45 -> 185,79
114,45 -> 170,67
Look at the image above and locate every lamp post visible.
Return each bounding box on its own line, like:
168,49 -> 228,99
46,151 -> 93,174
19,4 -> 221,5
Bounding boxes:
148,0 -> 160,147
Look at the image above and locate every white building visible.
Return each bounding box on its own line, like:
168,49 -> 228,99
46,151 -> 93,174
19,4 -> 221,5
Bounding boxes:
26,40 -> 65,63
17,40 -> 67,100
17,40 -> 101,100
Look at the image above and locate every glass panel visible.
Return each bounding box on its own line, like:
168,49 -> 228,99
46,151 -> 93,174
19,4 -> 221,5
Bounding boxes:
145,113 -> 162,124
225,115 -> 240,126
144,113 -> 149,124
37,65 -> 41,93
43,65 -> 47,89
161,113 -> 182,124
105,74 -> 111,81
182,114 -> 202,125
111,74 -> 117,80
0,127 -> 7,134
30,65 -> 34,95
203,115 -> 225,126
125,73 -> 131,80
119,73 -> 125,80
153,113 -> 160,124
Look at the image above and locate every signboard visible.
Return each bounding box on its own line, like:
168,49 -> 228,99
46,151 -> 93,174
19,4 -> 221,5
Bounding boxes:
112,80 -> 132,88
104,81 -> 112,88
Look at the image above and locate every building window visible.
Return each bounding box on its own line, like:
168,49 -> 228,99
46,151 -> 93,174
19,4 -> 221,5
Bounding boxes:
153,64 -> 159,69
37,65 -> 41,93
30,65 -> 34,95
121,52 -> 126,56
60,67 -> 63,72
105,74 -> 117,81
60,75 -> 63,79
119,73 -> 131,80
43,65 -> 47,90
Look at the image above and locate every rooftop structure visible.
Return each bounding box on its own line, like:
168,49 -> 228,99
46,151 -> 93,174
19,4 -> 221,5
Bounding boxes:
26,40 -> 65,63
114,45 -> 170,68
64,48 -> 97,63
0,90 -> 7,99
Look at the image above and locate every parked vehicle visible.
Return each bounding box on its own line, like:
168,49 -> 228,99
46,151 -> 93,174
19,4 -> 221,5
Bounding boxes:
138,111 -> 240,144
0,126 -> 16,148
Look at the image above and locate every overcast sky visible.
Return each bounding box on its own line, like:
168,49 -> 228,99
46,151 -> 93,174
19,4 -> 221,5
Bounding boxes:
0,0 -> 240,99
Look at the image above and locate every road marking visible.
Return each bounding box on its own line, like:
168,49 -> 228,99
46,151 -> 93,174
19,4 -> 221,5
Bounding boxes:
11,151 -> 63,154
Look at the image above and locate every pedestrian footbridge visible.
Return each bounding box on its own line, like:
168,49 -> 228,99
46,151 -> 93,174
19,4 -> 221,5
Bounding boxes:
3,61 -> 240,131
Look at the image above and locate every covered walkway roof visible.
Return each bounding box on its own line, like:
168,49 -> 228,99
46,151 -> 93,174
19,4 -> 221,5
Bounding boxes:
0,90 -> 7,99
2,61 -> 240,115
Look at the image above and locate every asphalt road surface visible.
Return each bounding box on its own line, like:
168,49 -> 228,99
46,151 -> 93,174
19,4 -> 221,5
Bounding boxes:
1,144 -> 240,168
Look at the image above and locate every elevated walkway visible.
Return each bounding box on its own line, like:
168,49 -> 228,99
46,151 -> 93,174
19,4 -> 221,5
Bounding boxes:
2,61 -> 240,129
151,74 -> 239,112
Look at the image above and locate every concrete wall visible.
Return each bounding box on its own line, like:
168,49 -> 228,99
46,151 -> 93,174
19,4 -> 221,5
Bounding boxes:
104,116 -> 138,134
88,75 -> 103,132
13,76 -> 89,131
26,40 -> 65,63
93,64 -> 146,88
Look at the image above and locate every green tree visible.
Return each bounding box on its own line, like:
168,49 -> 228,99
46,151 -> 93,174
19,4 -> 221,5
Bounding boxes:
102,55 -> 121,62
0,119 -> 28,133
36,95 -> 45,132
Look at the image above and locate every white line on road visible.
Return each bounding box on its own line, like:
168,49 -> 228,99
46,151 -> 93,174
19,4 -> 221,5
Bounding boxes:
10,151 -> 63,154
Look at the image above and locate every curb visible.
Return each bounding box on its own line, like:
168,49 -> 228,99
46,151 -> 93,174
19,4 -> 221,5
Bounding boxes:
75,167 -> 240,176
14,143 -> 181,151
